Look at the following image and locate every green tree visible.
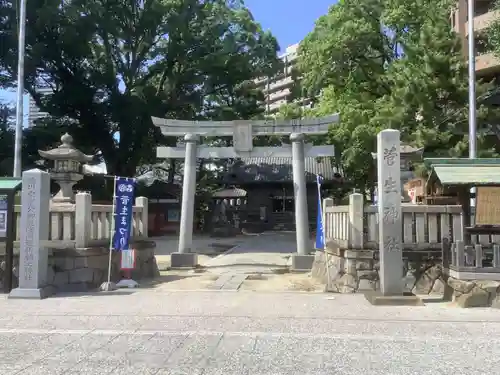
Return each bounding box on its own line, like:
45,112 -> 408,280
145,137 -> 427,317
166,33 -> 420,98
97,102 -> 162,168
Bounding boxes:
0,103 -> 15,175
0,0 -> 281,176
297,0 -> 498,192
486,0 -> 500,57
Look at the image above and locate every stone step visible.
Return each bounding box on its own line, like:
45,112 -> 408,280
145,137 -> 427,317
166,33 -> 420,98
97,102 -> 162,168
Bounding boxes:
208,273 -> 248,290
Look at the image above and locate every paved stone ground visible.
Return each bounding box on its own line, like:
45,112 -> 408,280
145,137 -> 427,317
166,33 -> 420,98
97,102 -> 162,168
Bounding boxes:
1,290 -> 500,374
152,235 -> 248,270
152,235 -> 248,257
200,232 -> 296,275
145,270 -> 324,292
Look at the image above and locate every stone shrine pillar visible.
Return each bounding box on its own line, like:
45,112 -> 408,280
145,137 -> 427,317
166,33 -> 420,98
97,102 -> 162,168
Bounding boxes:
290,133 -> 313,271
172,133 -> 199,267
9,169 -> 53,299
365,130 -> 422,306
376,130 -> 403,296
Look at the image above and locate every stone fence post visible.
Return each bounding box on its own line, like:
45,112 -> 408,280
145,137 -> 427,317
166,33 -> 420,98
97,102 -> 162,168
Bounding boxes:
135,197 -> 149,238
75,192 -> 92,248
348,193 -> 364,249
323,198 -> 334,241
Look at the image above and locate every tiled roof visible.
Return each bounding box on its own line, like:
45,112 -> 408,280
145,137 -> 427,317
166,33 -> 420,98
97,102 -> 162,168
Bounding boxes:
225,157 -> 337,183
213,187 -> 247,198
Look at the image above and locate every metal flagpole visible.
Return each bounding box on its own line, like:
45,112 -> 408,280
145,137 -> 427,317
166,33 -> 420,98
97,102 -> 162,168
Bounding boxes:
13,0 -> 28,177
316,174 -> 330,286
468,0 -> 477,210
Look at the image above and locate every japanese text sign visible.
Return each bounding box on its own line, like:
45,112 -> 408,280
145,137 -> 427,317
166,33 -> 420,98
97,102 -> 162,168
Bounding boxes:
112,177 -> 135,251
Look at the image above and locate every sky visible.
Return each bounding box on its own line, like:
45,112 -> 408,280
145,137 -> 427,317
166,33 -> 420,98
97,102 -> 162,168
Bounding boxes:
0,0 -> 335,119
244,0 -> 334,52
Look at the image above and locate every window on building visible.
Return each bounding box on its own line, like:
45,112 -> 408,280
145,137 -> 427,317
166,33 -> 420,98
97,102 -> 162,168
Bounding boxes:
272,197 -> 295,213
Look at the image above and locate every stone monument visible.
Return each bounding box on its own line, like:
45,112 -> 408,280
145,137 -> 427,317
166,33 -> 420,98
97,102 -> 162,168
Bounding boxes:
153,116 -> 339,270
9,169 -> 53,299
38,133 -> 94,203
377,129 -> 403,296
365,129 -> 422,306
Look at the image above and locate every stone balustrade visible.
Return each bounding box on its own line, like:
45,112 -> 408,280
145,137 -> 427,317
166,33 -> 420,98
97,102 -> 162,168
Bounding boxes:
11,193 -> 149,248
1,191 -> 155,293
317,193 -> 500,306
324,195 -> 466,251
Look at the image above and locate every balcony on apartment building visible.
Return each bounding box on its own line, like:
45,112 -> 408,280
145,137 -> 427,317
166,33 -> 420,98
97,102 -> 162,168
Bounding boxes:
470,31 -> 500,76
459,1 -> 500,77
267,76 -> 294,93
267,88 -> 291,103
267,100 -> 286,113
476,51 -> 500,75
254,57 -> 297,89
464,0 -> 498,34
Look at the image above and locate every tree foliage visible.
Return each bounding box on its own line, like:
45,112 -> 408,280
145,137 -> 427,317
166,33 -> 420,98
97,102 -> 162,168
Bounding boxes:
297,0 -> 499,192
0,0 -> 281,176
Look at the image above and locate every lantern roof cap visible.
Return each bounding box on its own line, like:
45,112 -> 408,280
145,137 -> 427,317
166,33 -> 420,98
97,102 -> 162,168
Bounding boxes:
38,133 -> 94,163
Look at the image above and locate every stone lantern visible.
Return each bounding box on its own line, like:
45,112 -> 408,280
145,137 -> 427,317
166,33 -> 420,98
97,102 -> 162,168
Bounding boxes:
38,133 -> 94,203
372,143 -> 424,202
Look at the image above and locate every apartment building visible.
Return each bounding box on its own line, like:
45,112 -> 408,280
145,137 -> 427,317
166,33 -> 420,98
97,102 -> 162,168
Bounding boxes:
254,43 -> 310,114
452,0 -> 500,80
28,86 -> 52,127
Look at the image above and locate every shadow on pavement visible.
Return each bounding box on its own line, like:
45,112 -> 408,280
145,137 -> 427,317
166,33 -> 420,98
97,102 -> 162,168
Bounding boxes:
50,290 -> 137,298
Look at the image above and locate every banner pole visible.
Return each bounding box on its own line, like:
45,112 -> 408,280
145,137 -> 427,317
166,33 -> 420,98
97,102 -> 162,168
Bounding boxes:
317,175 -> 331,289
106,176 -> 117,285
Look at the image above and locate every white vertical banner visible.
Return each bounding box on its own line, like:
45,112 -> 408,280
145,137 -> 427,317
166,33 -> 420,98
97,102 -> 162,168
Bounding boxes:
121,249 -> 136,270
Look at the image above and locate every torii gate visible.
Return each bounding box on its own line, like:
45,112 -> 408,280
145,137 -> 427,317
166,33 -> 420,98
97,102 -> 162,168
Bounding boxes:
153,114 -> 339,270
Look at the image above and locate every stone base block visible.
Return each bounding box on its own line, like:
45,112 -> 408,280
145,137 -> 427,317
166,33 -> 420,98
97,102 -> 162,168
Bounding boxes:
8,286 -> 55,300
100,282 -> 117,291
291,254 -> 314,272
364,291 -> 424,306
170,253 -> 198,269
0,240 -> 158,294
116,279 -> 139,288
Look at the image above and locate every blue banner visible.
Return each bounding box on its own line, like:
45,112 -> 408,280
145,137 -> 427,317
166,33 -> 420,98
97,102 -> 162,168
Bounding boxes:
315,175 -> 325,250
112,177 -> 136,251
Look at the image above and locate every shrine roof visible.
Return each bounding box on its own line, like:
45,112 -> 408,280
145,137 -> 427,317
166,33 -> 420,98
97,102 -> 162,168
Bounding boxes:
424,158 -> 500,165
0,178 -> 22,191
428,163 -> 500,186
225,157 -> 339,183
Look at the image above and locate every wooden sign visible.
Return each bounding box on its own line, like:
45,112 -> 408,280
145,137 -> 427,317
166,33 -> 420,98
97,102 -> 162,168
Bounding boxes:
476,187 -> 500,225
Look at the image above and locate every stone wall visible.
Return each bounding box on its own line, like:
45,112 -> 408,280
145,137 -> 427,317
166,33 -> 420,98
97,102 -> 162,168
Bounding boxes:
311,241 -> 445,295
0,240 -> 159,293
446,278 -> 500,308
311,244 -> 500,308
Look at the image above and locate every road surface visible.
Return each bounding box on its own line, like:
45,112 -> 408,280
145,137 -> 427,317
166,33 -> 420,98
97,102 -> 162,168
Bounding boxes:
0,290 -> 498,374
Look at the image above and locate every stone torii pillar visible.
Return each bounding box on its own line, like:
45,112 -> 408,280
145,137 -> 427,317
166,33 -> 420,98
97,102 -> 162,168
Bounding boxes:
153,115 -> 339,270
175,134 -> 199,266
290,133 -> 309,258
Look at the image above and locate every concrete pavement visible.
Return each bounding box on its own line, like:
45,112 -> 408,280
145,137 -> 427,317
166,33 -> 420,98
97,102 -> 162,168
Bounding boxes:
0,290 -> 499,374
